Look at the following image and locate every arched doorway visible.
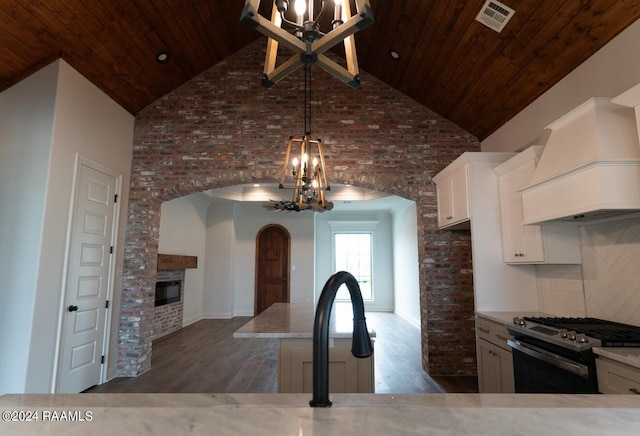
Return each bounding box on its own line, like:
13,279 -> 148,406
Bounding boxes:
255,224 -> 291,315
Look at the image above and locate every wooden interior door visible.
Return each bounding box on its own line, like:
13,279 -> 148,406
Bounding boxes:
255,224 -> 291,315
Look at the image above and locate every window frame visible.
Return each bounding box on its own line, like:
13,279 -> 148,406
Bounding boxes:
331,228 -> 375,302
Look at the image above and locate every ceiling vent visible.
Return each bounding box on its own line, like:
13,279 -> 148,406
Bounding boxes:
475,0 -> 515,33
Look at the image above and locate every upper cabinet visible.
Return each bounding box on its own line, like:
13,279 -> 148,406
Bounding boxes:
494,146 -> 581,264
435,164 -> 470,229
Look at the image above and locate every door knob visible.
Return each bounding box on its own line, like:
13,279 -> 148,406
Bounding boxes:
68,305 -> 79,312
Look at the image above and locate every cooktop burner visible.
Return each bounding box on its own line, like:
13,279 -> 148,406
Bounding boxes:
524,317 -> 640,347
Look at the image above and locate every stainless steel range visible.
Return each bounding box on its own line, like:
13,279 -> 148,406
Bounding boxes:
506,316 -> 640,394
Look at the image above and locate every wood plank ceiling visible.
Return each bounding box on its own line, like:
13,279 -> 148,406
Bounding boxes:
2,0 -> 640,140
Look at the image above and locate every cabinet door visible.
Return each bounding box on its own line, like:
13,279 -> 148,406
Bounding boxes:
436,165 -> 470,228
477,338 -> 514,393
498,161 -> 544,262
278,339 -> 374,393
495,346 -> 515,393
436,178 -> 454,228
477,339 -> 500,393
596,357 -> 640,395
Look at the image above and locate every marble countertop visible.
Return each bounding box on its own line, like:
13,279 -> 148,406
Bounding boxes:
476,311 -> 555,325
594,347 -> 640,369
233,302 -> 375,339
1,393 -> 639,435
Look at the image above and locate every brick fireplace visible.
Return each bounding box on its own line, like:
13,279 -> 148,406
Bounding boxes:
153,270 -> 185,340
118,39 -> 480,377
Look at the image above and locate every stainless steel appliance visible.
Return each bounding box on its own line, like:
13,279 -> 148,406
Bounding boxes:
506,317 -> 640,394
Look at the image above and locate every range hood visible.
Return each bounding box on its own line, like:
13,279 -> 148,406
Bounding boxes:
521,97 -> 640,224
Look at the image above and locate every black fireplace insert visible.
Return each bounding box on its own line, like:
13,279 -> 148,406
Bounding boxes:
155,280 -> 181,307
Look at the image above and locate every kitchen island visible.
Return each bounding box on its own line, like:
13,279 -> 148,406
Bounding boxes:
233,303 -> 375,393
2,393 -> 639,435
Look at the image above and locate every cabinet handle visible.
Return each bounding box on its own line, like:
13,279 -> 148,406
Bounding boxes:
478,327 -> 490,333
446,216 -> 453,220
630,388 -> 640,395
514,253 -> 525,257
495,334 -> 511,341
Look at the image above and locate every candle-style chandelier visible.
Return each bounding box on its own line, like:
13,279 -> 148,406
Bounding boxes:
268,65 -> 333,212
240,0 -> 373,88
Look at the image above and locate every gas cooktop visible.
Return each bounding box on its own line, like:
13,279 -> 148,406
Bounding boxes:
507,316 -> 640,352
525,317 -> 640,347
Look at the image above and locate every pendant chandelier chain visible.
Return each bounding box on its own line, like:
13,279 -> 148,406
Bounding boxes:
304,64 -> 311,136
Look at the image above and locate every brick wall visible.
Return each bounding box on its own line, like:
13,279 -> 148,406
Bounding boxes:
153,270 -> 185,340
119,39 -> 480,377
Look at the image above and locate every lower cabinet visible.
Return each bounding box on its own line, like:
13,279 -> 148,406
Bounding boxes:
596,357 -> 640,395
477,339 -> 514,393
476,317 -> 515,393
278,338 -> 375,393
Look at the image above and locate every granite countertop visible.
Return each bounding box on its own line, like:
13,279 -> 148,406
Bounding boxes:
233,302 -> 375,339
1,393 -> 639,435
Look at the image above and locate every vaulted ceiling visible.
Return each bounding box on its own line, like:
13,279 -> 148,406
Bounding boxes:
2,1 -> 639,140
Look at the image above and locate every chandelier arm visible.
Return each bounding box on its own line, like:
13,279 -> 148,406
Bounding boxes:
311,1 -> 327,28
241,3 -> 306,53
316,139 -> 330,191
316,54 -> 360,88
264,2 -> 282,76
311,9 -> 373,56
263,54 -> 304,87
341,0 -> 358,75
279,11 -> 303,30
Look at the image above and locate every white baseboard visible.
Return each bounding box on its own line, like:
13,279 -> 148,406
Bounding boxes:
394,310 -> 421,330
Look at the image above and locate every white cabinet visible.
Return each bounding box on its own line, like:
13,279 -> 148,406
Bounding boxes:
596,357 -> 640,395
476,316 -> 514,393
434,152 -> 543,312
435,165 -> 470,229
494,146 -> 581,264
278,338 -> 374,393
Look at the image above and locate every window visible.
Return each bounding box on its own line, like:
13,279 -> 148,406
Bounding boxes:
334,233 -> 372,301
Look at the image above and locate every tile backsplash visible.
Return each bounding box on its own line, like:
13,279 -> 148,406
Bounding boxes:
536,264 -> 586,317
536,216 -> 640,326
580,216 -> 640,326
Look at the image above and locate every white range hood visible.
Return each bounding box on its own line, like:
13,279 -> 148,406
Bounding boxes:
521,97 -> 640,224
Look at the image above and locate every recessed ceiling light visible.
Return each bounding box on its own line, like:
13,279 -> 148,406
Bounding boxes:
389,49 -> 401,61
156,52 -> 170,64
253,184 -> 260,187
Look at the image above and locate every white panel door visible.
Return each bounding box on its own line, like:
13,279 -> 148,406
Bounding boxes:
57,161 -> 118,393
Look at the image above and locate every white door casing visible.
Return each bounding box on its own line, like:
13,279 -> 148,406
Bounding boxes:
56,156 -> 120,393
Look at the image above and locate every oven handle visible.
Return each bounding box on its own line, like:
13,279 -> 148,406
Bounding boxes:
507,338 -> 590,378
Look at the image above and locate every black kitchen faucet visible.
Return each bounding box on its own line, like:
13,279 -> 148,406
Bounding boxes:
309,271 -> 373,407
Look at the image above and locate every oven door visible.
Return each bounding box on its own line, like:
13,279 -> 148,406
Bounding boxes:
507,338 -> 599,394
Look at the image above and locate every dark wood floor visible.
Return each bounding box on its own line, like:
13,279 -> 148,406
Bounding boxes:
85,312 -> 478,394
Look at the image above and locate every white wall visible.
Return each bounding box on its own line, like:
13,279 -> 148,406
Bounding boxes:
0,61 -> 58,395
392,200 -> 421,328
204,201 -> 236,319
163,198 -> 416,319
315,211 -> 395,312
202,201 -> 316,318
158,196 -> 209,326
482,18 -> 640,152
232,203 -> 316,315
0,60 -> 134,393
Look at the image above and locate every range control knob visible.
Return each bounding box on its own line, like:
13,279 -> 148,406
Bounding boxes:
567,331 -> 577,341
559,329 -> 568,339
513,317 -> 526,326
576,333 -> 589,344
